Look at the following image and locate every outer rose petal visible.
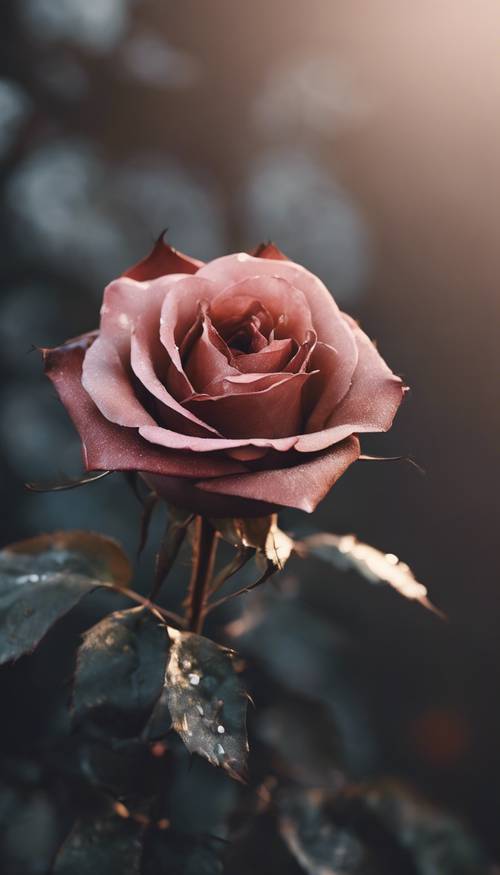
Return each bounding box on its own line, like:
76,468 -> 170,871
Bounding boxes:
43,338 -> 246,478
143,436 -> 360,516
82,334 -> 156,427
122,235 -> 202,280
296,320 -> 405,452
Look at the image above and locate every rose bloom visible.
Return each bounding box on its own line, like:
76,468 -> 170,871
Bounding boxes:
43,239 -> 405,517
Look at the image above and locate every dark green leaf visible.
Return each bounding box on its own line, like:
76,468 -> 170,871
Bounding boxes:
53,816 -> 144,874
0,531 -> 132,664
161,629 -> 248,781
73,607 -> 169,737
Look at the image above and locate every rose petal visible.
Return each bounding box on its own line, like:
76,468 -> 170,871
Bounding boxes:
303,339 -> 356,432
183,309 -> 240,392
122,234 -> 202,280
209,275 -> 313,344
44,340 -> 245,478
159,275 -> 219,384
233,338 -> 295,373
196,436 -> 361,513
295,321 -> 405,452
284,330 -> 316,373
197,253 -> 351,348
184,371 -> 314,439
213,297 -> 274,344
139,425 -> 298,453
82,335 -> 156,427
130,311 -> 221,437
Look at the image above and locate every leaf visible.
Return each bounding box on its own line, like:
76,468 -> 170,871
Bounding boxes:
213,514 -> 293,572
73,607 -> 169,737
354,779 -> 494,875
53,816 -> 144,874
302,533 -> 443,616
278,788 -> 383,875
0,531 -> 132,664
159,628 -> 249,781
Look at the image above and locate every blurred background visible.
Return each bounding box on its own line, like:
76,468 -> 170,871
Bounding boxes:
1,0 -> 499,865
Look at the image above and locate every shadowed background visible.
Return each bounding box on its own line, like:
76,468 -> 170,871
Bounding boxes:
1,0 -> 499,862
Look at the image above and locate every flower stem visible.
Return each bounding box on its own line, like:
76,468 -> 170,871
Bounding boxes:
184,516 -> 218,633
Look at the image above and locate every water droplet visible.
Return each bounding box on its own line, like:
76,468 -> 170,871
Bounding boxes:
188,673 -> 200,686
196,704 -> 204,716
217,724 -> 225,734
236,253 -> 250,262
182,658 -> 192,670
16,573 -> 40,584
215,742 -> 225,756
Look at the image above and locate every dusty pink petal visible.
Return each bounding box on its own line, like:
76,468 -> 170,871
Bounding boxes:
184,311 -> 240,391
122,234 -> 202,281
184,371 -> 313,439
82,335 -> 156,427
196,436 -> 361,513
159,275 -> 219,389
295,321 -> 405,452
130,314 -> 221,437
197,253 -> 350,348
139,425 -> 298,453
98,275 -> 181,361
212,296 -> 274,343
234,338 -> 295,373
43,340 -> 245,478
209,276 -> 313,344
198,369 -> 306,398
303,339 -> 356,433
284,330 -> 317,373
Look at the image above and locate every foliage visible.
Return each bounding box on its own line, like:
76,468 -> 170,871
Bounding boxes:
0,522 -> 494,873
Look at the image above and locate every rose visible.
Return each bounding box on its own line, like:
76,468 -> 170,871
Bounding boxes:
43,238 -> 405,517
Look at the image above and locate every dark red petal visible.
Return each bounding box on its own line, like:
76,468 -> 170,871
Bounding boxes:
44,341 -> 246,478
196,436 -> 361,513
122,234 -> 203,280
250,241 -> 289,260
